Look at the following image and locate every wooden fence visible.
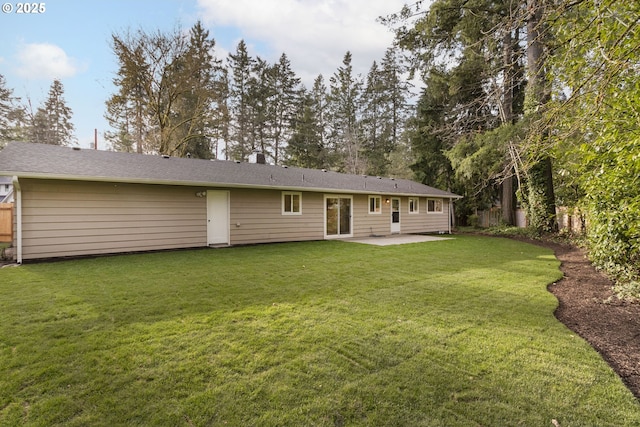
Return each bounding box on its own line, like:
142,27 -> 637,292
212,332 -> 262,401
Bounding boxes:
476,207 -> 583,232
0,203 -> 13,243
476,208 -> 528,227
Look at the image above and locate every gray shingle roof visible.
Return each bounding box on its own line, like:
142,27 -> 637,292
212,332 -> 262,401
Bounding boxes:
0,142 -> 461,198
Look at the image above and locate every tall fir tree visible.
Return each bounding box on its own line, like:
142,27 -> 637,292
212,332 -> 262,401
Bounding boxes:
360,48 -> 410,177
171,22 -> 222,159
328,51 -> 364,174
287,75 -> 330,169
247,57 -> 271,159
227,40 -> 255,161
379,47 -> 410,150
361,61 -> 390,175
386,0 -> 532,225
268,53 -> 301,164
407,69 -> 453,191
31,79 -> 76,146
0,75 -> 28,147
105,41 -> 148,153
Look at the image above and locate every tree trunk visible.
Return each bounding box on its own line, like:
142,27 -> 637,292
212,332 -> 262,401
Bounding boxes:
526,0 -> 557,231
501,26 -> 516,225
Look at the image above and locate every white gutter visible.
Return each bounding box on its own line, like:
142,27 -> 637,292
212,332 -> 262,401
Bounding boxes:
6,172 -> 463,199
11,176 -> 21,264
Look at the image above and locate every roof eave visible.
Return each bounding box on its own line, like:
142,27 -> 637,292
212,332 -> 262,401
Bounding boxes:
2,171 -> 462,199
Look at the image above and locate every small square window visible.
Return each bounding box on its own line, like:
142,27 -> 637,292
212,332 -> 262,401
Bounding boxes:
282,192 -> 302,215
408,197 -> 419,214
427,198 -> 443,213
368,196 -> 381,214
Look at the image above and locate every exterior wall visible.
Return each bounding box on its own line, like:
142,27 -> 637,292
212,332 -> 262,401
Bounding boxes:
230,192 -> 451,242
20,179 -> 207,260
353,195 -> 450,237
16,179 -> 453,260
352,194 -> 390,237
230,189 -> 324,245
400,197 -> 450,234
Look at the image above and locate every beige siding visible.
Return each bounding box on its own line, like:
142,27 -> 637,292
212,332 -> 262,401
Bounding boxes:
17,179 -> 453,260
352,194 -> 390,237
20,179 -> 206,260
352,196 -> 450,237
400,197 -> 450,233
230,189 -> 324,244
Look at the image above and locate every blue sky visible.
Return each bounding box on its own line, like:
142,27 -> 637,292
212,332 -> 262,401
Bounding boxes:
0,0 -> 408,148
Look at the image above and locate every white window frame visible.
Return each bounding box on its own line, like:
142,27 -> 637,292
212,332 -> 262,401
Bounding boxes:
427,198 -> 443,214
368,196 -> 382,214
282,191 -> 302,215
408,197 -> 420,214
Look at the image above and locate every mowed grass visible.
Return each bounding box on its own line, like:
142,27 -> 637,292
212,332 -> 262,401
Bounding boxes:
0,235 -> 639,426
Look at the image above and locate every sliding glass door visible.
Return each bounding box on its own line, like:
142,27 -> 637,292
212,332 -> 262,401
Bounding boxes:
325,196 -> 352,238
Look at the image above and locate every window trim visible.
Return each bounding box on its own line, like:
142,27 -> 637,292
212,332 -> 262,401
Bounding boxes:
427,198 -> 443,214
408,197 -> 420,214
368,195 -> 382,214
282,191 -> 302,215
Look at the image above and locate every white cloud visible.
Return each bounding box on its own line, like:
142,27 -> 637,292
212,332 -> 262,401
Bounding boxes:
197,0 -> 406,85
15,43 -> 81,80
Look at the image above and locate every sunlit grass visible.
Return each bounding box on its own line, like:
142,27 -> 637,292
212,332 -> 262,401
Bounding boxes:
0,235 -> 638,426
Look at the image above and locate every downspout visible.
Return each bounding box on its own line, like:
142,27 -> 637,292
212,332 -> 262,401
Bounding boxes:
448,198 -> 454,234
12,177 -> 21,264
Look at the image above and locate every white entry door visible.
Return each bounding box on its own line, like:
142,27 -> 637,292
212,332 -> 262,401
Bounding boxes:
207,190 -> 229,245
391,198 -> 401,234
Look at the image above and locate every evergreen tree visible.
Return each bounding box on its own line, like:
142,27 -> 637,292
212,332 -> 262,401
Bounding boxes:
268,53 -> 301,164
386,0 -> 532,225
105,41 -> 148,153
247,57 -> 271,159
31,79 -> 76,146
227,40 -> 255,161
380,47 -> 410,149
0,75 -> 28,147
172,22 -> 222,159
106,22 -> 221,157
407,69 -> 453,191
328,51 -> 364,174
361,61 -> 389,175
287,75 -> 330,169
361,48 -> 410,176
211,68 -> 230,159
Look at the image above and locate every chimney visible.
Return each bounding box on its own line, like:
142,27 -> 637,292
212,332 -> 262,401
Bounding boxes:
248,149 -> 266,164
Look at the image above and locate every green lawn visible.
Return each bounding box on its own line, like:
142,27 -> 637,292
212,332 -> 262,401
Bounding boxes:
1,235 -> 639,426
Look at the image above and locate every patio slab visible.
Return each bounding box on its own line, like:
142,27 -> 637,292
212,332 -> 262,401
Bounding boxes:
344,234 -> 453,246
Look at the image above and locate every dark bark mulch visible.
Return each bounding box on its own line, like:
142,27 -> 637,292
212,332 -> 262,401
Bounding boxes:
536,239 -> 640,399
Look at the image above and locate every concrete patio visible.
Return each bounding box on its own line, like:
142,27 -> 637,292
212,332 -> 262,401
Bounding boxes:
344,234 -> 454,246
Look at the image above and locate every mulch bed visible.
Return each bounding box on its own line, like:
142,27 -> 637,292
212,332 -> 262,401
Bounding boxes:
534,239 -> 640,400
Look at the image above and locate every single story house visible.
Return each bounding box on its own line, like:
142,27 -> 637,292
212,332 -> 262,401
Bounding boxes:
0,142 -> 461,263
